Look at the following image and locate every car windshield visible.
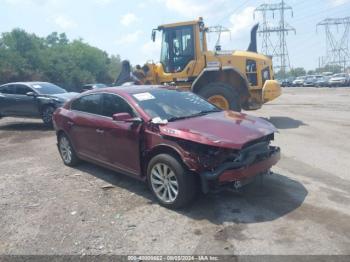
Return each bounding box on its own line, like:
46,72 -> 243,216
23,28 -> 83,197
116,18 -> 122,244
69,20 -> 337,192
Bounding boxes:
131,89 -> 221,122
30,83 -> 67,95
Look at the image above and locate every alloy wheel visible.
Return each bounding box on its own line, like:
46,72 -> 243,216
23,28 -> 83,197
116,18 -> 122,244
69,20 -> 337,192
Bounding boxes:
59,136 -> 72,164
150,163 -> 179,203
43,107 -> 54,125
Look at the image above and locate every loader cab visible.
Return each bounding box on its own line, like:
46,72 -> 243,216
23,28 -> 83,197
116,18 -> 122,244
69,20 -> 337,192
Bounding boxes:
159,25 -> 195,73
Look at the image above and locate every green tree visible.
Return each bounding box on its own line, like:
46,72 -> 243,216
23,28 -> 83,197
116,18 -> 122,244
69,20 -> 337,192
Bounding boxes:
289,67 -> 306,77
0,28 -> 122,91
315,65 -> 342,74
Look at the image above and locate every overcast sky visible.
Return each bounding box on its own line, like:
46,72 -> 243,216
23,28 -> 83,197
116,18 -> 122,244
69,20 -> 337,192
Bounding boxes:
1,0 -> 349,70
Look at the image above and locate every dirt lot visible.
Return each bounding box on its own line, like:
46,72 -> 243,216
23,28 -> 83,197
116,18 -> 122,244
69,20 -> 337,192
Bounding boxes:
0,87 -> 350,256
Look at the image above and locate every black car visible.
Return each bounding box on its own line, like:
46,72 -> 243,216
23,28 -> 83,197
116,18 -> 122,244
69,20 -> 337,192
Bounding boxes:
281,78 -> 295,87
0,82 -> 78,126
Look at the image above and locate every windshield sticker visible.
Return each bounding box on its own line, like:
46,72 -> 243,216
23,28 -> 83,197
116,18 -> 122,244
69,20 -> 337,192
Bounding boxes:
32,85 -> 42,88
152,117 -> 168,125
133,92 -> 155,101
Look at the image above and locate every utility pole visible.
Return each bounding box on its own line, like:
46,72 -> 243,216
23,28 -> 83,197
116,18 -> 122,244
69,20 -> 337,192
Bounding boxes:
207,25 -> 231,51
317,17 -> 350,72
254,0 -> 296,78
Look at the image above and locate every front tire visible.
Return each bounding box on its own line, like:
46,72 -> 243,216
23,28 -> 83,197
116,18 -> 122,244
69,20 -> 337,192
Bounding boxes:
197,82 -> 241,111
58,134 -> 80,166
42,106 -> 55,127
147,154 -> 197,209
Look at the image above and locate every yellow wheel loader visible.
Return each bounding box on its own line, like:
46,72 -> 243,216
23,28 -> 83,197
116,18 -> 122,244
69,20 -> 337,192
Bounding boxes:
116,18 -> 281,111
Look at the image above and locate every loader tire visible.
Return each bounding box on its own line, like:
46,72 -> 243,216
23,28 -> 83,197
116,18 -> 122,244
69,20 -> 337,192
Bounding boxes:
198,82 -> 241,112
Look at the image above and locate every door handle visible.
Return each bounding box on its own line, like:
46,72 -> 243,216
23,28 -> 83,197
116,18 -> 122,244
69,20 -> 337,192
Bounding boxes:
67,121 -> 74,126
96,129 -> 104,134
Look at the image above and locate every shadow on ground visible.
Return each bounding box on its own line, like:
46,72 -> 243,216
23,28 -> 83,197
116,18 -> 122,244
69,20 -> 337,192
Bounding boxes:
262,116 -> 307,129
0,120 -> 51,131
77,162 -> 308,225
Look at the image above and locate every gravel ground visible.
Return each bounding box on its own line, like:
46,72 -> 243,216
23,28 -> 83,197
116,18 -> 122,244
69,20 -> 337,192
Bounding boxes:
0,87 -> 349,256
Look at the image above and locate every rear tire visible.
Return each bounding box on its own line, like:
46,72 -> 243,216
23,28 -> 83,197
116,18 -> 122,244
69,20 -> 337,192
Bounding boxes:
147,154 -> 197,209
42,106 -> 55,127
198,82 -> 241,112
58,133 -> 80,167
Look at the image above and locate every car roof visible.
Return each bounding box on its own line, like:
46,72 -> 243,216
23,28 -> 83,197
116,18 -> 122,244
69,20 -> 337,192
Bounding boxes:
84,83 -> 105,86
94,85 -> 173,95
1,81 -> 52,86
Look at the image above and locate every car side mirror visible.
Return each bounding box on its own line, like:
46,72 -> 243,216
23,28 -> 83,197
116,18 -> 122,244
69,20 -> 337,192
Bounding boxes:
112,113 -> 142,124
26,92 -> 37,97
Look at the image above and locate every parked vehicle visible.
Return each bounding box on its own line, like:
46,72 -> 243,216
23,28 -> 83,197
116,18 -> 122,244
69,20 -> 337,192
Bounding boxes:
328,73 -> 349,87
53,86 -> 280,208
303,75 -> 316,87
315,76 -> 331,87
292,76 -> 306,87
0,82 -> 78,126
81,83 -> 107,93
281,78 -> 295,87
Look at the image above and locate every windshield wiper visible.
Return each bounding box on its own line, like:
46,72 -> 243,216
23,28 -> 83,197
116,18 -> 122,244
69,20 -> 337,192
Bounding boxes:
167,109 -> 221,122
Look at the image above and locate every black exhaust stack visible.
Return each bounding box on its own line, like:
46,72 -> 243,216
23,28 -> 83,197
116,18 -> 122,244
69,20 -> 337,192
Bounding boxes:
247,23 -> 259,53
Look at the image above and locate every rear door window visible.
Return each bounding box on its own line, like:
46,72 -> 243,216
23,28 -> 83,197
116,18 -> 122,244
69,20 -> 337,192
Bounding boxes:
71,94 -> 102,115
246,60 -> 258,86
0,85 -> 16,94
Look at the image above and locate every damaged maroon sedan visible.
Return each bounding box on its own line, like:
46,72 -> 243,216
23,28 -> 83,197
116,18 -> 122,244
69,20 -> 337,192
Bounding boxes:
53,86 -> 280,208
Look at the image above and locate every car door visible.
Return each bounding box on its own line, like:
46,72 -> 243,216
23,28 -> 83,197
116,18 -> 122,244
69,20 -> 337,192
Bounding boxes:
12,84 -> 40,117
69,93 -> 105,161
98,93 -> 142,176
0,85 -> 18,116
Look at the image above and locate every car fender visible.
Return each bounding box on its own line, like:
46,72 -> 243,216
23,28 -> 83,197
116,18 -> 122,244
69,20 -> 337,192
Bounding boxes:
144,143 -> 198,175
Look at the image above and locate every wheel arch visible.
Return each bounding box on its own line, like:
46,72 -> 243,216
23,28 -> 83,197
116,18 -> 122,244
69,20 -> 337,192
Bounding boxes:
191,66 -> 250,104
142,144 -> 189,178
39,102 -> 56,114
56,129 -> 66,139
56,129 -> 78,153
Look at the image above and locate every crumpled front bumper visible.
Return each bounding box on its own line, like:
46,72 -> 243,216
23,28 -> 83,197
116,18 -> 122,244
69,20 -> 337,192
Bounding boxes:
199,145 -> 280,193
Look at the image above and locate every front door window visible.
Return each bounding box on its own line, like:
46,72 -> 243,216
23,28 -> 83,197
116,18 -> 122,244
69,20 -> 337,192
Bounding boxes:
160,25 -> 195,73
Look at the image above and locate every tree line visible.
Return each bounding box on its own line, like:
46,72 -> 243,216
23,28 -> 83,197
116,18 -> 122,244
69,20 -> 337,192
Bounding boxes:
0,29 -> 122,92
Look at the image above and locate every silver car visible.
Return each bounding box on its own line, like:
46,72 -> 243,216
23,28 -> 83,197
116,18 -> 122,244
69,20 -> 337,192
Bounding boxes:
329,73 -> 349,87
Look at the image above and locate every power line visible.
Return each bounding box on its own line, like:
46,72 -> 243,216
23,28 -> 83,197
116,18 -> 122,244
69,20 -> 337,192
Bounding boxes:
317,17 -> 350,71
254,0 -> 296,77
215,0 -> 252,25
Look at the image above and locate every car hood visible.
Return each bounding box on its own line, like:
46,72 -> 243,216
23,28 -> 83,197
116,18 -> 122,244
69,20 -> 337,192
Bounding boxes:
159,111 -> 277,150
43,92 -> 79,101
